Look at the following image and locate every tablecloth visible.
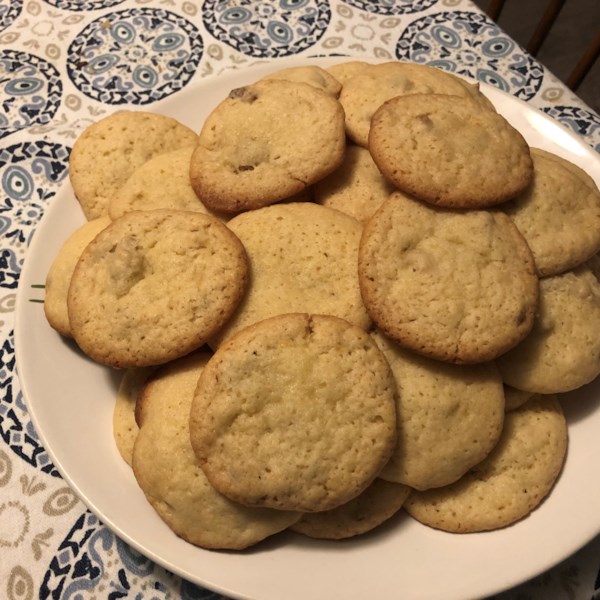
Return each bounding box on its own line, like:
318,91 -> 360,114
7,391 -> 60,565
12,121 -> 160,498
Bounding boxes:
1,1 -> 599,598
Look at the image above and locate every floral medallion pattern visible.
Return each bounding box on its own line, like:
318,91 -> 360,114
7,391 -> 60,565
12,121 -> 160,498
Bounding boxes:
396,11 -> 544,100
203,0 -> 331,58
0,50 -> 62,140
67,8 -> 204,104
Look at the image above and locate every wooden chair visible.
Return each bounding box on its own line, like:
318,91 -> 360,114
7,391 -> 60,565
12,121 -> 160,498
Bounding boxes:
485,0 -> 600,91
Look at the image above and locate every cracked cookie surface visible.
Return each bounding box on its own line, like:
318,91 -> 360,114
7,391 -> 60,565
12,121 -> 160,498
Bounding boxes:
189,79 -> 346,213
67,209 -> 248,367
358,193 -> 539,364
191,313 -> 397,513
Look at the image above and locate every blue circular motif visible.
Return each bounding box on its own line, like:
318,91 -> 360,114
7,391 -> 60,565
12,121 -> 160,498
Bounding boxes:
0,50 -> 62,140
542,105 -> 600,153
41,0 -> 126,10
203,0 -> 331,58
396,11 -> 544,101
0,141 -> 71,248
341,0 -> 439,15
0,0 -> 23,32
66,8 -> 203,105
39,513 -> 226,599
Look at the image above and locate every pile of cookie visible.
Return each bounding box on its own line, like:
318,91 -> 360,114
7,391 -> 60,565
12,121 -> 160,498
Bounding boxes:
44,61 -> 600,550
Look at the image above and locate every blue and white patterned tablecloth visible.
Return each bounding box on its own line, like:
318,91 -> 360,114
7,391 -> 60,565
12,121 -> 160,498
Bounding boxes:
1,1 -> 600,599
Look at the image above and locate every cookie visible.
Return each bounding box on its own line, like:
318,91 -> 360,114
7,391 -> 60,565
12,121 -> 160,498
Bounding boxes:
290,478 -> 411,540
44,217 -> 111,337
314,144 -> 396,223
262,65 -> 342,97
132,352 -> 300,550
112,367 -> 154,466
358,193 -> 539,364
497,266 -> 600,393
326,60 -> 371,86
109,146 -> 225,221
373,330 -> 504,490
368,93 -> 533,208
68,209 -> 248,368
503,384 -> 534,412
190,313 -> 397,513
502,148 -> 600,277
210,202 -> 371,347
189,79 -> 346,213
404,394 -> 568,533
339,61 -> 492,147
69,111 -> 197,220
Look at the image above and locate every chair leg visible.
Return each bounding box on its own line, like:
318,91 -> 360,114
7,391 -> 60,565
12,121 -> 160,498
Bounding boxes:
526,0 -> 566,56
566,31 -> 600,91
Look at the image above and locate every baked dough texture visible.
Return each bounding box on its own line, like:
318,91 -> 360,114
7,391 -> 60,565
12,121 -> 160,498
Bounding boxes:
502,148 -> 600,277
189,79 -> 346,213
132,352 -> 300,550
290,478 -> 411,540
210,202 -> 371,347
112,367 -> 154,466
404,394 -> 567,533
261,65 -> 342,97
190,313 -> 397,513
69,111 -> 197,219
369,93 -> 533,208
44,216 -> 111,337
314,144 -> 396,223
109,146 -> 225,221
68,210 -> 248,367
358,193 -> 539,364
339,61 -> 492,147
373,330 -> 505,490
497,266 -> 600,393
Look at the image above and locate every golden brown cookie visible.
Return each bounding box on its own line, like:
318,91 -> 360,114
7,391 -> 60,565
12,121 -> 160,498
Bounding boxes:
290,478 -> 411,540
68,210 -> 248,368
339,61 -> 492,147
44,217 -> 111,337
210,202 -> 371,347
261,65 -> 342,97
189,79 -> 345,213
368,93 -> 533,208
503,384 -> 534,412
358,193 -> 539,363
497,265 -> 600,393
373,330 -> 505,490
109,146 -> 226,221
69,111 -> 197,219
132,352 -> 300,550
314,144 -> 396,223
112,367 -> 154,466
326,60 -> 371,86
404,394 -> 568,533
502,148 -> 600,277
190,313 -> 397,513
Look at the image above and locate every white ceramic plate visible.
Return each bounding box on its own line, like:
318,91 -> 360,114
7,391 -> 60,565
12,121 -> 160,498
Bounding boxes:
15,57 -> 600,600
